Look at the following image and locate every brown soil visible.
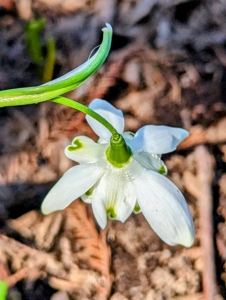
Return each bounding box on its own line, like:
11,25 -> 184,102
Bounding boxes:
0,1 -> 226,299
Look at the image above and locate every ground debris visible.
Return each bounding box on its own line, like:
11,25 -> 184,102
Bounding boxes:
1,0 -> 226,299
1,202 -> 112,299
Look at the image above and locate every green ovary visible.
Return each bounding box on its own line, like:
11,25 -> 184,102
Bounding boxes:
106,133 -> 132,168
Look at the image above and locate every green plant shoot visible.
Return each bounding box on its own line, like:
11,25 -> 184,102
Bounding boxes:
25,18 -> 56,83
0,281 -> 7,300
25,18 -> 46,64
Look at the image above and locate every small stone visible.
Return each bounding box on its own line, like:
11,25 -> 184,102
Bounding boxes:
50,291 -> 70,300
110,292 -> 129,300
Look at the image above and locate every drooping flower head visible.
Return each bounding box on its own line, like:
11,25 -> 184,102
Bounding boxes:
41,99 -> 195,247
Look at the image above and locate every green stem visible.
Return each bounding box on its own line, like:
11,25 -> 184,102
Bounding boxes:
53,96 -> 118,135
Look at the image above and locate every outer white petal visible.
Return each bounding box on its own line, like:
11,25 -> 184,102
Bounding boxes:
133,152 -> 167,174
65,136 -> 107,163
128,160 -> 194,247
91,165 -> 136,229
86,99 -> 124,141
41,163 -> 105,214
129,125 -> 188,154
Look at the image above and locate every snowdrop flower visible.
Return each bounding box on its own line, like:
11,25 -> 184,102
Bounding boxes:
41,99 -> 195,247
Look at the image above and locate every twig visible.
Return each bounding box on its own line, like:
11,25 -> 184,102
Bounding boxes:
6,268 -> 32,287
0,234 -> 66,278
65,201 -> 113,299
194,145 -> 217,300
178,118 -> 226,150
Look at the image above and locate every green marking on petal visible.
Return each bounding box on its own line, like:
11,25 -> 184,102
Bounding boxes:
72,139 -> 83,148
107,207 -> 117,219
67,145 -> 75,152
67,139 -> 83,152
133,204 -> 141,213
158,165 -> 167,175
85,186 -> 94,196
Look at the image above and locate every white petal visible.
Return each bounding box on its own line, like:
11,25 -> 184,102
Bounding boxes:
91,183 -> 107,229
81,194 -> 92,203
65,136 -> 107,163
91,165 -> 136,228
133,152 -> 167,174
128,160 -> 194,247
81,185 -> 94,203
41,163 -> 105,214
97,137 -> 108,144
129,125 -> 188,154
86,99 -> 124,141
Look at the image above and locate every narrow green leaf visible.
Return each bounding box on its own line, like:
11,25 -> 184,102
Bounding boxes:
0,24 -> 112,107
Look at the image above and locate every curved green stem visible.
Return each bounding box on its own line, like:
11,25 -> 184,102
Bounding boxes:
53,96 -> 118,135
0,24 -> 112,107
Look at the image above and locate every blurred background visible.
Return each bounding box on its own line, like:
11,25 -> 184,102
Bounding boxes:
0,0 -> 226,299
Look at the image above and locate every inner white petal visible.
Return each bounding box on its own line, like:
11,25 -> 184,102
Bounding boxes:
133,152 -> 167,174
65,135 -> 107,164
91,163 -> 136,228
81,184 -> 95,203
